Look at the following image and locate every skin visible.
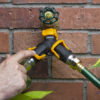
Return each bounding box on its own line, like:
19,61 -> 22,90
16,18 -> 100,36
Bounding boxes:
0,50 -> 35,100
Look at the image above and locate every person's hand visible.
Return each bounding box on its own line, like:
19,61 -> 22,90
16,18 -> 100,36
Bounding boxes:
0,50 -> 35,100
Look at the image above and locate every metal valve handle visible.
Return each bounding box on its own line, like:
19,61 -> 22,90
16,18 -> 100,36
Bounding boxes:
39,7 -> 59,25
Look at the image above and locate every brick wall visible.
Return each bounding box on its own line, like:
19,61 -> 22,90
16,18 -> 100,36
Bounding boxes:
0,0 -> 100,100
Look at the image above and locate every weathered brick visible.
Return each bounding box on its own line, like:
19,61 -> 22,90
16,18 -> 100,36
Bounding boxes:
92,34 -> 100,54
92,0 -> 100,4
87,83 -> 100,100
1,8 -> 100,29
0,0 -> 8,2
0,32 -> 9,53
14,31 -> 43,52
14,32 -> 88,53
0,8 -> 40,29
52,57 -> 100,78
59,8 -> 100,29
58,32 -> 88,53
27,82 -> 83,100
13,0 -> 87,4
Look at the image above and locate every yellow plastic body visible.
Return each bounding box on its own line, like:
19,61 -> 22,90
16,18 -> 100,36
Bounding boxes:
34,54 -> 46,60
29,29 -> 69,60
28,47 -> 46,60
28,47 -> 36,50
42,28 -> 58,40
51,40 -> 69,59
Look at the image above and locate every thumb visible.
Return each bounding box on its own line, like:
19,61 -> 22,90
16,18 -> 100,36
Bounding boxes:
11,50 -> 36,62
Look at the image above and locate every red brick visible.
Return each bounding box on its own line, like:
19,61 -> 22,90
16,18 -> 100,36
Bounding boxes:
59,8 -> 100,29
14,32 -> 88,53
28,57 -> 48,78
0,0 -> 8,2
14,31 -> 43,52
87,83 -> 100,100
0,8 -> 40,29
52,57 -> 100,78
92,0 -> 100,4
1,8 -> 100,29
27,82 -> 83,100
13,0 -> 87,4
92,34 -> 100,54
0,32 -> 9,53
58,32 -> 88,53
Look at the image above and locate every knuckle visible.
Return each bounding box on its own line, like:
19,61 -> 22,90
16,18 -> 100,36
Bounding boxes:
19,50 -> 27,54
15,64 -> 19,69
23,52 -> 27,57
20,51 -> 28,57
